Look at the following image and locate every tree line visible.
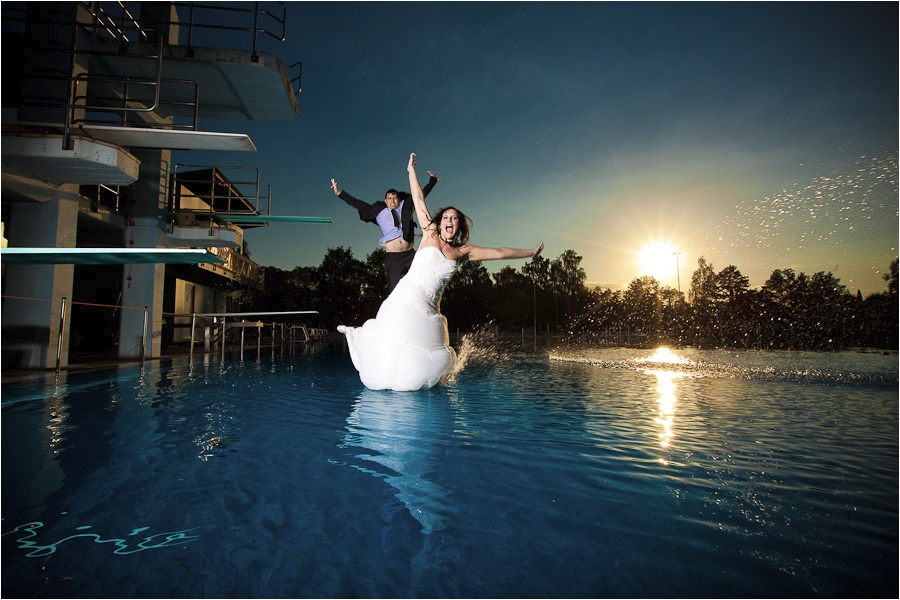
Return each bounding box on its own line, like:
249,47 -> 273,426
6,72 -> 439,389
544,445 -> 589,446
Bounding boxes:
249,247 -> 899,351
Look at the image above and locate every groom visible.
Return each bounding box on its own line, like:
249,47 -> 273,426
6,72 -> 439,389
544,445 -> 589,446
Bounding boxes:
330,171 -> 440,293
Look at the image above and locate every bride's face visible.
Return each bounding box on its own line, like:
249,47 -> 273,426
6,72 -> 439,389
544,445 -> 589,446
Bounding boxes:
440,210 -> 459,239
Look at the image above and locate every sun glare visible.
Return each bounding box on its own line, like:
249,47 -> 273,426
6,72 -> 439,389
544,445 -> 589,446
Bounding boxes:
639,347 -> 690,365
637,242 -> 678,282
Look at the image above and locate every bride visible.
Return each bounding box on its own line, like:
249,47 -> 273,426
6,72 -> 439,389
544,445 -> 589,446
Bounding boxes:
338,153 -> 544,391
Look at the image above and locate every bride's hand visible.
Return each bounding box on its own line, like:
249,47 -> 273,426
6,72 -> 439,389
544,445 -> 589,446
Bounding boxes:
532,241 -> 544,257
408,153 -> 416,172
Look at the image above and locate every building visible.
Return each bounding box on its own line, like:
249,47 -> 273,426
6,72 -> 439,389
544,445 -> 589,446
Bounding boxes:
1,1 -> 307,369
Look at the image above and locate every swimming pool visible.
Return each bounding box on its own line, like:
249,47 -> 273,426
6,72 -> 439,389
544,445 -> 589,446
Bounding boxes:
2,341 -> 897,598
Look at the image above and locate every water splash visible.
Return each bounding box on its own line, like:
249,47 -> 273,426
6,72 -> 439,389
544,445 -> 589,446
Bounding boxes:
714,154 -> 898,252
549,345 -> 897,386
447,323 -> 526,383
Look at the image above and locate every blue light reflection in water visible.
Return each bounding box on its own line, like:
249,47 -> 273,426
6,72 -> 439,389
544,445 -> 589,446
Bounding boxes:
2,344 -> 897,598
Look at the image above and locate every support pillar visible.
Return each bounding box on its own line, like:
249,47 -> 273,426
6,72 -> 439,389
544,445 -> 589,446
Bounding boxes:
118,148 -> 170,360
1,196 -> 78,369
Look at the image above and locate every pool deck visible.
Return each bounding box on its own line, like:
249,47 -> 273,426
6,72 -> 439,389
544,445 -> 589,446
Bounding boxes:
1,350 -> 181,384
0,340 -> 330,385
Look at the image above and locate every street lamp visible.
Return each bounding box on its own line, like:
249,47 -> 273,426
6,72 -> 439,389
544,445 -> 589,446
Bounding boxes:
673,252 -> 681,293
533,278 -> 537,348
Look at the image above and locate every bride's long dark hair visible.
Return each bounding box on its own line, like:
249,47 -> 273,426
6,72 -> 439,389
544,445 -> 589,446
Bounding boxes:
429,206 -> 472,247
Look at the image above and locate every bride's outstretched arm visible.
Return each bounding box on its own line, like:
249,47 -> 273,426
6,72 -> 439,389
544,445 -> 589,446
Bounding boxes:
408,153 -> 434,232
462,241 -> 544,262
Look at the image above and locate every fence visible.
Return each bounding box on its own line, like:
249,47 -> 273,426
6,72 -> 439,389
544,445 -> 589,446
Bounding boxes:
0,294 -> 321,373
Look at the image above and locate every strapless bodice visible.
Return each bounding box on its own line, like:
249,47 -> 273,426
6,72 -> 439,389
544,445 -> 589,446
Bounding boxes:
395,246 -> 457,307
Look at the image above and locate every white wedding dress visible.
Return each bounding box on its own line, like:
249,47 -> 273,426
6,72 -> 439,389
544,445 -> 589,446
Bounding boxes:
338,246 -> 457,391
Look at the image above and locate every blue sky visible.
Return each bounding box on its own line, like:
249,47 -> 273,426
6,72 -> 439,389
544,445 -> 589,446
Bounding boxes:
183,2 -> 898,295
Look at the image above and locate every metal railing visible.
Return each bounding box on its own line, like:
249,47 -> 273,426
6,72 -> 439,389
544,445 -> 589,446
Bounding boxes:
5,2 -> 299,149
187,310 -> 319,362
63,21 -> 201,147
1,294 -> 150,374
205,247 -> 266,290
169,2 -> 300,93
1,294 -> 323,372
170,165 -> 272,236
83,1 -> 153,43
171,1 -> 287,59
83,2 -> 288,53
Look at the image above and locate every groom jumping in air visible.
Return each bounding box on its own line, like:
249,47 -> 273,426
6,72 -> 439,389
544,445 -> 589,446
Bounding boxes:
330,171 -> 440,293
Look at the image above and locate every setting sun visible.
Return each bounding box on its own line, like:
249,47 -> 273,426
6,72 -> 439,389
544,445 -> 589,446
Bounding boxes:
637,242 -> 678,283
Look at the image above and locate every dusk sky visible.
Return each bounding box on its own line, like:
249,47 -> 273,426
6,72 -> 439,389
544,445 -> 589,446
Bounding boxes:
183,2 -> 898,296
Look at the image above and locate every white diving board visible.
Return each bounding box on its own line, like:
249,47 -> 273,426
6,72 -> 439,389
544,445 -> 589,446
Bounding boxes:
80,125 -> 257,151
0,247 -> 226,265
3,122 -> 257,152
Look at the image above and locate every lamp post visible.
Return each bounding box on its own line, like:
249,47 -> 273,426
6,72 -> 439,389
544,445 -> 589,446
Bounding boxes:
533,279 -> 537,348
673,252 -> 681,293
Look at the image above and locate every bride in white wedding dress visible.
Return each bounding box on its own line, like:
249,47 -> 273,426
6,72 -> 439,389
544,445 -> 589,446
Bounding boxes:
338,153 -> 544,391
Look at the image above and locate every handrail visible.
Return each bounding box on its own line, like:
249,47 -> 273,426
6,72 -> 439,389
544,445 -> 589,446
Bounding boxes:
82,1 -> 152,43
172,164 -> 272,220
0,293 -> 322,370
289,60 -> 303,95
68,73 -> 200,131
173,2 -> 287,54
8,2 -> 300,151
205,247 -> 266,290
66,2 -> 294,145
64,26 -> 171,148
188,309 -> 318,360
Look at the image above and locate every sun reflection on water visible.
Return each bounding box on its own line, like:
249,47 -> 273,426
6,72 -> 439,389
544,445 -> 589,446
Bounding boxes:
638,347 -> 692,460
644,369 -> 688,458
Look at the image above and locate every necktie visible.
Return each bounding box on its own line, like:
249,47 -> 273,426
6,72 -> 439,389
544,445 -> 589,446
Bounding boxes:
392,209 -> 400,229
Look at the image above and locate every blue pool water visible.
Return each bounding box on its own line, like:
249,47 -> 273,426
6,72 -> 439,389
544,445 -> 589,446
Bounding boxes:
2,342 -> 897,598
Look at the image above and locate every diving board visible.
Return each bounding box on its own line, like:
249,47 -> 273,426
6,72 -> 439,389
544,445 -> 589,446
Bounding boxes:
3,122 -> 257,152
215,215 -> 332,224
0,247 -> 226,265
81,125 -> 257,152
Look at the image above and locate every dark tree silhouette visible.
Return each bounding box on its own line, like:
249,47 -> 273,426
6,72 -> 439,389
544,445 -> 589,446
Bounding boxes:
885,258 -> 898,296
443,259 -> 493,330
491,265 -> 533,329
314,246 -> 367,326
255,249 -> 899,351
624,276 -> 662,340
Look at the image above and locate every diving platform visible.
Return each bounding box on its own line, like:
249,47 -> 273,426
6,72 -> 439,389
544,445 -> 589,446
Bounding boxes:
0,247 -> 226,265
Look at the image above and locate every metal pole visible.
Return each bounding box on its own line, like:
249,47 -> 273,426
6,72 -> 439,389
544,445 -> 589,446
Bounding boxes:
56,296 -> 68,375
190,312 -> 196,360
141,306 -> 148,364
533,281 -> 537,348
674,252 -> 682,294
251,1 -> 260,60
240,319 -> 246,362
187,3 -> 195,47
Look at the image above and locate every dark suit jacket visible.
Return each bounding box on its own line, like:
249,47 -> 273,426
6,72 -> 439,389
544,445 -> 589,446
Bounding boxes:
338,176 -> 438,245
